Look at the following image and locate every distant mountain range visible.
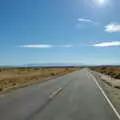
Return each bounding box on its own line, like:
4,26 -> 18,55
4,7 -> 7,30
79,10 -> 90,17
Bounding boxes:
0,63 -> 120,68
0,63 -> 85,68
26,63 -> 85,67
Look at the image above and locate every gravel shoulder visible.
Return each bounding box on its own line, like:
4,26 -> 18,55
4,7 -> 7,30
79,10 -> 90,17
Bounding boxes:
91,70 -> 120,114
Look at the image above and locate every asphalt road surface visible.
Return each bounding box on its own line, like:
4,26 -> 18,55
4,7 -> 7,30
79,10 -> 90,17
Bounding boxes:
0,69 -> 119,120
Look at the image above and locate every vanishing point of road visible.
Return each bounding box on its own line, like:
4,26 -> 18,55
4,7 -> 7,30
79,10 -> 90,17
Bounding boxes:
0,69 -> 119,120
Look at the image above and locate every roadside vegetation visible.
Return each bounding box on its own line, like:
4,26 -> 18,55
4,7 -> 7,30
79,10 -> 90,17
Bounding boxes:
0,67 -> 80,92
90,66 -> 120,79
90,66 -> 120,90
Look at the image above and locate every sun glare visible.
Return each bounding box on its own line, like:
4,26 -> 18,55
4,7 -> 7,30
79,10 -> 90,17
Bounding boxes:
93,0 -> 108,7
99,0 -> 105,4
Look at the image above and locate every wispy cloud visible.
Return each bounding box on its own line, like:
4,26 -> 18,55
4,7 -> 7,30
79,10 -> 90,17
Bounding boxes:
92,41 -> 120,47
59,45 -> 73,48
21,44 -> 52,48
20,44 -> 73,48
77,18 -> 98,25
105,23 -> 120,32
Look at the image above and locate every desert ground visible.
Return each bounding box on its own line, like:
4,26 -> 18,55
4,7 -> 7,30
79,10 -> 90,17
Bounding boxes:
0,67 -> 80,92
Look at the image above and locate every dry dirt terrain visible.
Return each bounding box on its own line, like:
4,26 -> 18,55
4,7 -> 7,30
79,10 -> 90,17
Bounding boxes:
90,66 -> 120,79
0,67 -> 80,92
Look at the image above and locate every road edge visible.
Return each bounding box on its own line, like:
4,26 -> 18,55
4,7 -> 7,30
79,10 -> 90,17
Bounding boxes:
88,71 -> 120,120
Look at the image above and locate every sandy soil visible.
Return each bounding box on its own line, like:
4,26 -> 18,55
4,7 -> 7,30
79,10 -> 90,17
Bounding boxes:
0,68 -> 80,92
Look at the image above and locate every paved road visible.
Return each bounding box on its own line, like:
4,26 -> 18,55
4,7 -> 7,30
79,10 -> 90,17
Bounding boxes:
0,69 -> 119,120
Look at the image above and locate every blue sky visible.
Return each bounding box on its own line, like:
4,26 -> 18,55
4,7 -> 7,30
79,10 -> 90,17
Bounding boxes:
0,0 -> 120,66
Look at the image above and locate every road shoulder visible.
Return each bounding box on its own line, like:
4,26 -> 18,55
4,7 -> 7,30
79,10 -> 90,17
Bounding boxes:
90,70 -> 120,118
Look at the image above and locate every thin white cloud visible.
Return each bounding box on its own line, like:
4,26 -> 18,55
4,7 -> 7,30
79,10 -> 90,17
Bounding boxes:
20,44 -> 73,48
92,41 -> 120,47
21,44 -> 52,48
59,45 -> 73,48
77,18 -> 98,25
105,23 -> 120,32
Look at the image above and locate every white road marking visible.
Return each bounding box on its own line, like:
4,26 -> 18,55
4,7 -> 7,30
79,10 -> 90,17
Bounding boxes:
49,88 -> 62,99
88,72 -> 120,120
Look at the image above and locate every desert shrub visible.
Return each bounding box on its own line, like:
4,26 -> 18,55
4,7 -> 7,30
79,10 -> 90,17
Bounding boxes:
50,73 -> 56,76
65,68 -> 69,71
12,83 -> 17,86
91,66 -> 120,79
0,87 -> 3,91
114,73 -> 120,79
114,85 -> 120,89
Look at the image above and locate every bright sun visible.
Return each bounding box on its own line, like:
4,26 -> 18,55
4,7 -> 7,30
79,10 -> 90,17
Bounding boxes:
99,0 -> 105,4
94,0 -> 107,6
